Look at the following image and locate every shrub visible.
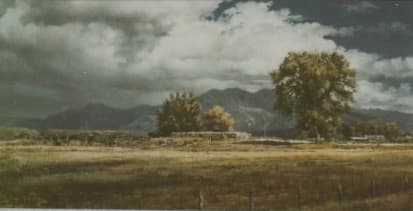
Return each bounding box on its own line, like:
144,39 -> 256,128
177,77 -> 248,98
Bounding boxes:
202,106 -> 234,131
0,127 -> 40,140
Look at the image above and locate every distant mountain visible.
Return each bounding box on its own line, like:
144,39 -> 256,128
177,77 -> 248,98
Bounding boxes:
345,108 -> 413,132
198,88 -> 294,135
6,88 -> 413,135
14,103 -> 158,132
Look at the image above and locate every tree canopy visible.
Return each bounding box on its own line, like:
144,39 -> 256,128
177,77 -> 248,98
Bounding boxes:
203,105 -> 235,132
156,92 -> 201,136
271,52 -> 357,140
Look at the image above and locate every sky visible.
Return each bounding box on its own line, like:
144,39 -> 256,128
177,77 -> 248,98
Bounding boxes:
1,0 -> 413,118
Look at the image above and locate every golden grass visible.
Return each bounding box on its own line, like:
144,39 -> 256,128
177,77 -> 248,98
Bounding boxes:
1,140 -> 413,209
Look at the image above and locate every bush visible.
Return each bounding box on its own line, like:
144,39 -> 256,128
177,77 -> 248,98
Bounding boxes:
39,129 -> 148,145
0,149 -> 21,176
202,106 -> 234,131
342,121 -> 403,141
0,127 -> 40,140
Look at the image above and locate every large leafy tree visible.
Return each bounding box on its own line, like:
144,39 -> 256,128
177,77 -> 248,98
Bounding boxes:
156,92 -> 201,136
271,52 -> 357,141
203,105 -> 235,131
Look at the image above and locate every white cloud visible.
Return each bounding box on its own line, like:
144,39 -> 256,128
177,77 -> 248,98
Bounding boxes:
343,1 -> 378,13
1,0 -> 413,115
355,80 -> 413,112
130,1 -> 341,92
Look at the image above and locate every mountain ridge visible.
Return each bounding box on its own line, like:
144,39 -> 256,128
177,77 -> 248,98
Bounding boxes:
4,88 -> 413,135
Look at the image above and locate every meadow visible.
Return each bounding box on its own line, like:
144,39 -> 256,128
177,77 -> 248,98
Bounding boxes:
1,138 -> 413,210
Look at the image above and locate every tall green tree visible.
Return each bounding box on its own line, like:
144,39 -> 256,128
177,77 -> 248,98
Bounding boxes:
271,52 -> 357,141
156,92 -> 201,136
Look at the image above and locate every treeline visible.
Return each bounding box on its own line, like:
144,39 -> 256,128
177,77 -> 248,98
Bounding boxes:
0,127 -> 148,145
155,92 -> 234,136
0,127 -> 40,140
342,121 -> 407,141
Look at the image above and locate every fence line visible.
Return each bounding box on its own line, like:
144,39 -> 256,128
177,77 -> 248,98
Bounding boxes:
132,175 -> 413,210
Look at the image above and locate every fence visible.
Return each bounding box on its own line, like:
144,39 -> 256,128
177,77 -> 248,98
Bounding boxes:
171,131 -> 251,141
132,175 -> 413,210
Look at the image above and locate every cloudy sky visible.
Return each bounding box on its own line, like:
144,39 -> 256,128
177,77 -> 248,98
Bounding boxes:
1,0 -> 413,118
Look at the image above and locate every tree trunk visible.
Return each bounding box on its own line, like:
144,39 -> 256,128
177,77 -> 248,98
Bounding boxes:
315,127 -> 320,144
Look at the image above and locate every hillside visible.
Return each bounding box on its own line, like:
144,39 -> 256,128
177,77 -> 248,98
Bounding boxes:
7,88 -> 413,135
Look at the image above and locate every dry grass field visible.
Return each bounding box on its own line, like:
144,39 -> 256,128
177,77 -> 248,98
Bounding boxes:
1,138 -> 413,210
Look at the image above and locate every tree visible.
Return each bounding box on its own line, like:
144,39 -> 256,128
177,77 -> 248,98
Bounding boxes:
156,92 -> 201,136
383,122 -> 402,140
342,124 -> 356,139
346,121 -> 402,141
271,52 -> 357,141
203,105 -> 235,131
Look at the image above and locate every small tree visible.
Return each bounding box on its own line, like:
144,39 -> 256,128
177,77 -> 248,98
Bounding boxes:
383,122 -> 402,140
156,92 -> 201,136
203,105 -> 235,131
271,52 -> 357,142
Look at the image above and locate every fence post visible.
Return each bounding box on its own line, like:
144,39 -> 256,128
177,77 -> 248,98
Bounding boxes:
198,188 -> 204,210
370,179 -> 376,198
337,182 -> 343,208
296,184 -> 302,211
197,176 -> 204,210
403,175 -> 409,192
249,190 -> 255,211
138,191 -> 144,209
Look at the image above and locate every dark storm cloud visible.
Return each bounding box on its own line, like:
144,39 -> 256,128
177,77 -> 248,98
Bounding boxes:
19,0 -> 171,65
0,0 -> 222,117
0,0 -> 14,14
1,0 -> 413,118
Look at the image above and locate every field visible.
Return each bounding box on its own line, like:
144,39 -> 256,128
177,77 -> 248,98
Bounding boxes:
1,138 -> 413,210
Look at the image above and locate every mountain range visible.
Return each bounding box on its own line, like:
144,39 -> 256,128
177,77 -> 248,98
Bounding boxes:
3,88 -> 413,135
